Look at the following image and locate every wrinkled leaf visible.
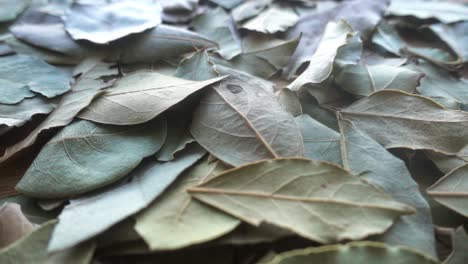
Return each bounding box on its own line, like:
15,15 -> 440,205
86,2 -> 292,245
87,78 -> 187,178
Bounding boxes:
189,158 -> 414,243
288,20 -> 356,91
79,71 -> 224,125
191,74 -> 304,166
48,144 -> 205,252
0,54 -> 70,99
16,117 -> 167,198
64,0 -> 162,44
427,164 -> 468,218
0,59 -> 117,163
156,110 -> 194,161
0,97 -> 54,129
284,0 -> 388,78
135,157 -> 240,250
429,22 -> 468,63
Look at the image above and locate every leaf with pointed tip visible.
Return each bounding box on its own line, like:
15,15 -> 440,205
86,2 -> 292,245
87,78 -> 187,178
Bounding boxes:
0,55 -> 70,99
340,90 -> 468,156
0,60 -> 117,163
388,0 -> 468,23
427,164 -> 468,218
191,74 -> 304,166
189,158 -> 414,243
0,221 -> 95,264
191,7 -> 242,60
263,241 -> 439,264
79,71 -> 225,125
48,144 -> 205,252
16,117 -> 167,198
135,157 -> 240,250
0,203 -> 35,248
444,227 -> 468,264
63,0 -> 162,44
295,114 -> 436,255
335,64 -> 423,98
284,0 -> 389,78
241,5 -> 299,34
288,21 -> 356,91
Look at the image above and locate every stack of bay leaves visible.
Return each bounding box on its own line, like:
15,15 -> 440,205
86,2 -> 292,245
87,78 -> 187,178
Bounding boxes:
0,0 -> 467,263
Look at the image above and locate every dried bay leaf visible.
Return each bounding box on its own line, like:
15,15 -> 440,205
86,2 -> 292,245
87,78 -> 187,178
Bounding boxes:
0,97 -> 54,130
296,114 -> 436,255
156,110 -> 194,161
16,117 -> 167,198
0,221 -> 95,264
340,90 -> 468,156
63,0 -> 162,44
427,164 -> 468,218
174,50 -> 218,81
0,60 -> 117,163
0,203 -> 35,248
48,144 -> 205,252
241,5 -> 299,34
429,22 -> 468,63
262,241 -> 439,264
191,74 -> 304,166
189,158 -> 414,244
335,64 -> 423,98
210,36 -> 299,79
288,20 -> 356,91
191,7 -> 242,60
406,62 -> 468,110
0,54 -> 70,99
284,0 -> 389,78
231,0 -> 270,23
78,71 -> 225,125
135,157 -> 239,250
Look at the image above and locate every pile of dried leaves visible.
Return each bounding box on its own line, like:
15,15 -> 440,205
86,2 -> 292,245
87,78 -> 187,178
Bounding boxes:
0,0 -> 467,263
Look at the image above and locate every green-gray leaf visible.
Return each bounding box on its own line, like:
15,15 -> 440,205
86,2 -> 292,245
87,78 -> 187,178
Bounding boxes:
63,0 -> 162,44
444,227 -> 468,264
0,55 -> 70,99
340,90 -> 468,156
0,97 -> 54,129
135,157 -> 240,250
241,5 -> 299,34
48,144 -> 205,252
16,117 -> 167,198
427,164 -> 468,218
191,74 -> 304,166
78,71 -> 225,125
191,7 -> 242,60
288,20 -> 356,91
388,0 -> 468,23
189,158 -> 414,243
296,114 -> 436,255
262,241 -> 439,264
0,221 -> 95,264
0,59 -> 117,163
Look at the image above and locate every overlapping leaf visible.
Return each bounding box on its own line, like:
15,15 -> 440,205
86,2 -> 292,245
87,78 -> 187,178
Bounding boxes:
191,74 -> 304,166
